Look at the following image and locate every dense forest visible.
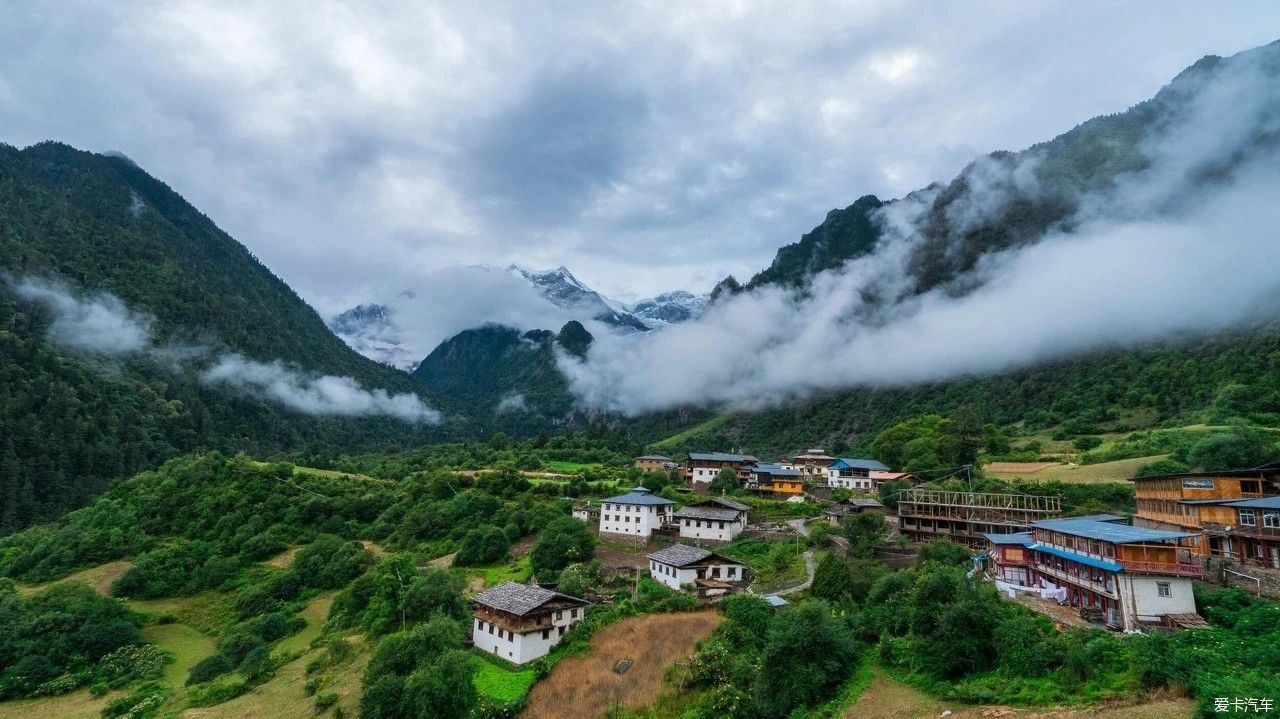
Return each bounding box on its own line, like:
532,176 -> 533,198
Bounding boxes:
0,142 -> 461,530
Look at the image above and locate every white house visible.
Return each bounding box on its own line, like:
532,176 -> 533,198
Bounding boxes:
827,458 -> 889,490
647,544 -> 751,595
674,498 -> 750,542
598,487 -> 675,539
472,582 -> 589,664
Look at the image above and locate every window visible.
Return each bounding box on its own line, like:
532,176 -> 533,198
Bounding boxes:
1264,512 -> 1279,528
555,610 -> 563,620
727,567 -> 736,578
542,629 -> 550,639
488,624 -> 494,634
1240,509 -> 1257,526
476,620 -> 483,630
1157,582 -> 1171,598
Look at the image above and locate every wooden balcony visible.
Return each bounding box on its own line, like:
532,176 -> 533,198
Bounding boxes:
1120,560 -> 1204,577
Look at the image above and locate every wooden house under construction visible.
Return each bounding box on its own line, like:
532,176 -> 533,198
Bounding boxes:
897,488 -> 1061,548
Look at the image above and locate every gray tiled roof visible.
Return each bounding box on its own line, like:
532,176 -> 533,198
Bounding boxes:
700,497 -> 750,511
647,543 -> 714,567
688,452 -> 753,462
674,505 -> 741,521
472,582 -> 585,616
635,454 -> 674,461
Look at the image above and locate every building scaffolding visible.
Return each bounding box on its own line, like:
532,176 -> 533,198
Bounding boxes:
897,489 -> 1062,548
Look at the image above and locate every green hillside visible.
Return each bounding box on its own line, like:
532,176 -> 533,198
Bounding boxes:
0,142 -> 450,530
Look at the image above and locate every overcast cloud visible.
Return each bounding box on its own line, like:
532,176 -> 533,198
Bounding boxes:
2,2 -> 1277,313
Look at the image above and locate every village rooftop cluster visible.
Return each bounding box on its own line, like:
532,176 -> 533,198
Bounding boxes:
471,449 -> 1280,665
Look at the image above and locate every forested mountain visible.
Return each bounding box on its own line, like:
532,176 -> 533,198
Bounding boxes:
412,322 -> 592,430
0,142 -> 450,530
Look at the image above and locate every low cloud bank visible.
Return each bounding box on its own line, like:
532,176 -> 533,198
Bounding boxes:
8,277 -> 440,423
562,46 -> 1280,415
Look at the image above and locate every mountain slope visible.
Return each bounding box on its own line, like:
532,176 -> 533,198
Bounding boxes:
0,142 -> 447,529
411,321 -> 592,426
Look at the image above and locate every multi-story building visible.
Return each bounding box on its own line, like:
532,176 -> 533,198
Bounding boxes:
749,463 -> 805,497
684,452 -> 757,485
826,457 -> 889,490
897,488 -> 1062,548
472,582 -> 589,664
673,498 -> 750,542
647,543 -> 751,596
1025,516 -> 1202,631
1222,497 -> 1280,569
984,531 -> 1035,586
597,487 -> 674,539
791,448 -> 836,477
1129,468 -> 1278,560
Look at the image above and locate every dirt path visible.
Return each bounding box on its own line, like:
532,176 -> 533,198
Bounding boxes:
842,672 -> 1192,719
521,611 -> 722,719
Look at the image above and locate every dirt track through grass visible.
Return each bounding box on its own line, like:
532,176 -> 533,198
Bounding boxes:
521,611 -> 722,719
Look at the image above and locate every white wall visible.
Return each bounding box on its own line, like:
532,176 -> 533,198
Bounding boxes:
827,471 -> 874,490
678,517 -> 744,542
599,501 -> 672,538
1116,575 -> 1196,628
648,559 -> 748,591
472,606 -> 584,665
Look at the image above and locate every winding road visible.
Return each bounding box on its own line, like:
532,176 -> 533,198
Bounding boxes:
765,518 -> 817,597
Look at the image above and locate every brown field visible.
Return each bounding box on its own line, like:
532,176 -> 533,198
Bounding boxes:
984,456 -> 1166,485
260,546 -> 302,569
521,611 -> 723,719
985,462 -> 1060,474
842,673 -> 1192,719
17,560 -> 133,597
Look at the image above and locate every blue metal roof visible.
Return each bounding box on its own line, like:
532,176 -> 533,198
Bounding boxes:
688,452 -> 752,462
1032,518 -> 1196,544
1066,513 -> 1127,523
1029,543 -> 1124,572
984,532 -> 1034,547
601,487 -> 675,505
1225,497 -> 1280,509
830,457 -> 889,471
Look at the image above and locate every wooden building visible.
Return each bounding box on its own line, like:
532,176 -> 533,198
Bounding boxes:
792,448 -> 836,477
684,452 -> 757,485
647,543 -> 751,596
472,582 -> 589,664
897,488 -> 1061,548
984,532 -> 1035,586
1129,468 -> 1279,560
635,454 -> 678,473
749,463 -> 805,497
826,458 -> 889,490
1026,517 -> 1202,631
674,498 -> 750,542
1221,497 -> 1280,569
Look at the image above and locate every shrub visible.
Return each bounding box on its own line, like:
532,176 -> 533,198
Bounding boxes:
186,653 -> 234,686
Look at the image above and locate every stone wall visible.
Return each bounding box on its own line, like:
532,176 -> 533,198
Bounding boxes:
1203,557 -> 1280,598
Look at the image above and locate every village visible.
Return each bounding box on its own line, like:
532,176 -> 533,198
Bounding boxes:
468,448 -> 1280,667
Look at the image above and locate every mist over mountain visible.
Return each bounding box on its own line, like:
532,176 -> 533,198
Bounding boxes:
328,264 -> 706,370
0,142 -> 447,528
565,39 -> 1280,416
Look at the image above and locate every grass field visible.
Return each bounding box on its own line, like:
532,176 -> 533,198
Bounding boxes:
841,671 -> 1192,719
472,653 -> 538,703
142,622 -> 218,688
16,559 -> 132,596
650,413 -> 732,450
522,611 -> 722,719
468,555 -> 533,588
126,591 -> 236,636
0,687 -> 124,719
984,455 -> 1167,484
181,640 -> 370,719
543,460 -> 599,472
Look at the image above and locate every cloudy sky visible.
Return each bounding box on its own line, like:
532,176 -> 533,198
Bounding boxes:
1,1 -> 1277,313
